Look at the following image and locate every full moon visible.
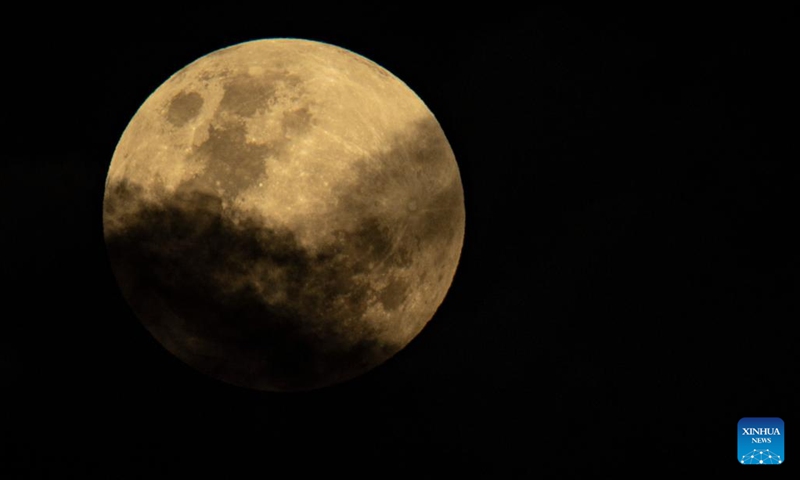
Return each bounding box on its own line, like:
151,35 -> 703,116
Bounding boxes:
103,39 -> 465,392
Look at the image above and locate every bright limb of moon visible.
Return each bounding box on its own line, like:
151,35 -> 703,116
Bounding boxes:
103,39 -> 464,391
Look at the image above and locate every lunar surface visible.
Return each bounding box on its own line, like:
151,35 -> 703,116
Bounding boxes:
103,39 -> 464,392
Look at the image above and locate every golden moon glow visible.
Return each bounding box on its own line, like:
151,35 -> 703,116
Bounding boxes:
103,39 -> 465,391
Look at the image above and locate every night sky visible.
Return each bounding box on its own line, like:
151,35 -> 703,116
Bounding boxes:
4,7 -> 796,476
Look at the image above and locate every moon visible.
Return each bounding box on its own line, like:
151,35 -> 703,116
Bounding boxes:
103,39 -> 465,392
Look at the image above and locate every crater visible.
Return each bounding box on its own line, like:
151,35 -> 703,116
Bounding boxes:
185,121 -> 272,199
166,91 -> 204,127
281,106 -> 314,138
378,277 -> 411,311
218,74 -> 277,117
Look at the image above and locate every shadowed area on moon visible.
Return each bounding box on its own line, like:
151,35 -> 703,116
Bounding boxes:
104,116 -> 464,391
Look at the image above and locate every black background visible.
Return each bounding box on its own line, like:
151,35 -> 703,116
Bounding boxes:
3,6 -> 796,476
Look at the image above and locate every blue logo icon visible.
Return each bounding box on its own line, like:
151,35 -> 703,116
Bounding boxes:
739,417 -> 784,465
